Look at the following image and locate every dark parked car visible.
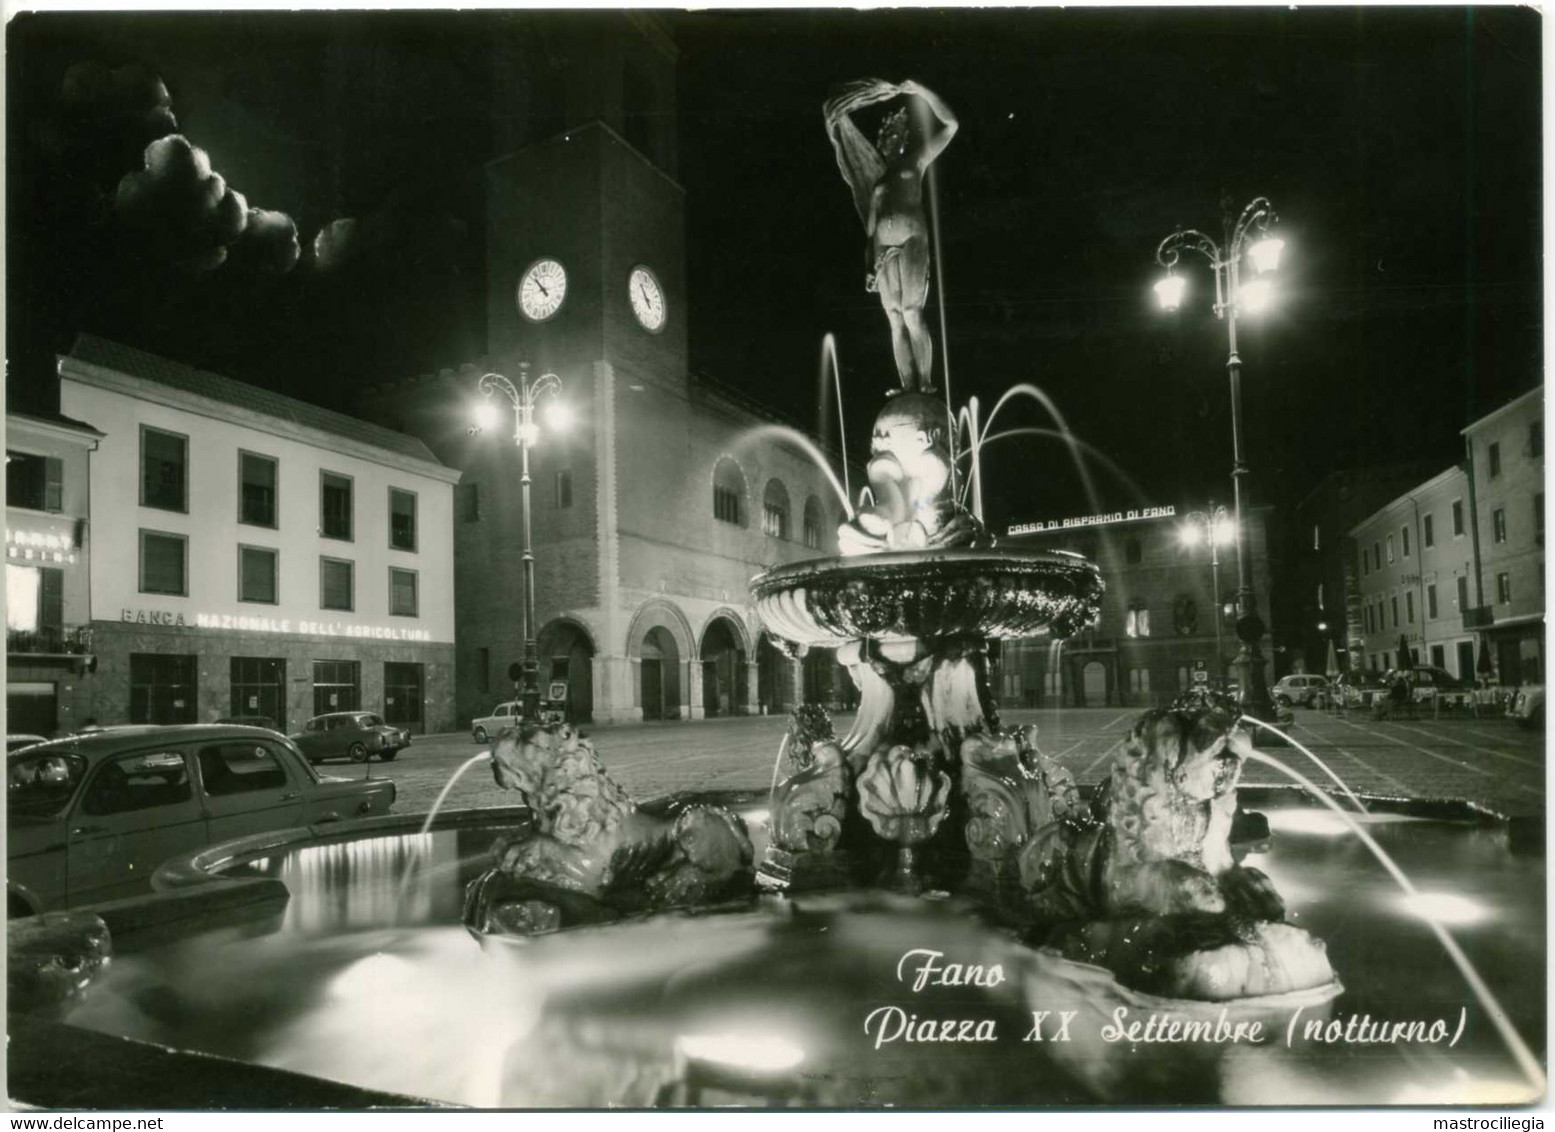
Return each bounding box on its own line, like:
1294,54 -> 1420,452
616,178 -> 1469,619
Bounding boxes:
1385,665 -> 1472,703
291,712 -> 410,764
1334,671 -> 1388,708
7,724 -> 396,915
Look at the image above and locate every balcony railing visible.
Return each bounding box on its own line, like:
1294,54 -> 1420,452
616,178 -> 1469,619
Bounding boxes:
7,626 -> 92,656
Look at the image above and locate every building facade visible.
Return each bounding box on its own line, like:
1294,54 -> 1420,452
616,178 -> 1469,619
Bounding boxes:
362,20 -> 849,726
1462,388 -> 1544,684
1350,465 -> 1477,678
997,505 -> 1276,708
57,336 -> 460,734
6,411 -> 103,736
1281,462 -> 1438,677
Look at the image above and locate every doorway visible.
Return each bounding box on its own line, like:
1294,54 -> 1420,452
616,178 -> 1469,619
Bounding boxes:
640,626 -> 681,721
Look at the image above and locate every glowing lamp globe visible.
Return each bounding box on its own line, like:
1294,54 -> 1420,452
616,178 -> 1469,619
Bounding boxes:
1247,235 -> 1286,275
473,399 -> 503,433
517,420 -> 541,447
1211,516 -> 1236,546
1240,277 -> 1275,315
1153,273 -> 1187,311
542,400 -> 574,433
1179,523 -> 1203,548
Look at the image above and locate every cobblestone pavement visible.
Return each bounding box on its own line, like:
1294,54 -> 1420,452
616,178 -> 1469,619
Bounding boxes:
373,705 -> 1545,820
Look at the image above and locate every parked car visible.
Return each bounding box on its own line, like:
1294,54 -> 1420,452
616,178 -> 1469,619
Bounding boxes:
215,715 -> 279,731
291,712 -> 410,764
1272,674 -> 1330,707
7,724 -> 396,916
1333,671 -> 1388,708
6,735 -> 48,754
472,701 -> 522,744
1385,666 -> 1472,703
1510,685 -> 1545,729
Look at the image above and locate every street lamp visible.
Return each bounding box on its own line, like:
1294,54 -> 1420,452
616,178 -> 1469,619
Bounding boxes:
1180,505 -> 1234,676
473,364 -> 567,723
1155,195 -> 1284,719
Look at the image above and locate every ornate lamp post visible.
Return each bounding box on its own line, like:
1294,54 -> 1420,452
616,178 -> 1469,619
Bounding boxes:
474,365 -> 568,722
1155,196 -> 1285,718
1179,505 -> 1235,677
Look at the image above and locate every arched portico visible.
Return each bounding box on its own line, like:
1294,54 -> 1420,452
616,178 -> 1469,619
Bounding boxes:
699,611 -> 751,717
536,617 -> 596,723
626,598 -> 696,722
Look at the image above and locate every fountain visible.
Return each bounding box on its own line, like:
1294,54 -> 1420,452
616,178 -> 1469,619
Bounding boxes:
11,79 -> 1545,1111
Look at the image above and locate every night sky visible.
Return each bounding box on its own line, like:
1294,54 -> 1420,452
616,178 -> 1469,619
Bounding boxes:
6,6 -> 1542,530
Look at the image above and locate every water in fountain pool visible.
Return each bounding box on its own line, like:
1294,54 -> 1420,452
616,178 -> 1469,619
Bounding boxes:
61,793 -> 1544,1108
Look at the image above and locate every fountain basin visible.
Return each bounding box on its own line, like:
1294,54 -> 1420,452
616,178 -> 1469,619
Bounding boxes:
12,788 -> 1543,1109
750,547 -> 1103,648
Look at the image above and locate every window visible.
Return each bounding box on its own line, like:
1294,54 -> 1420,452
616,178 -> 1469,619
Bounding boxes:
763,503 -> 789,539
230,657 -> 285,731
458,483 -> 480,523
320,557 -> 354,611
6,452 -> 62,512
389,489 -> 417,551
1373,541 -> 1382,568
139,530 -> 187,595
320,472 -> 353,540
1361,546 -> 1369,575
1488,441 -> 1501,478
1401,525 -> 1410,558
1364,604 -> 1372,633
477,646 -> 491,693
140,427 -> 187,512
714,485 -> 741,524
129,654 -> 197,724
6,564 -> 62,641
1312,524 -> 1321,551
1386,535 -> 1395,564
312,659 -> 360,715
197,743 -> 287,796
552,471 -> 572,510
239,452 -> 277,527
1126,602 -> 1151,638
1427,583 -> 1438,620
1531,420 -> 1543,458
803,511 -> 822,549
1452,499 -> 1465,537
1423,513 -> 1435,548
1129,668 -> 1151,693
1431,644 -> 1446,669
390,567 -> 418,617
1406,591 -> 1415,623
239,545 -> 278,604
1497,572 -> 1512,604
1390,596 -> 1399,628
712,459 -> 746,526
82,751 -> 192,816
1492,508 -> 1507,544
1172,594 -> 1199,636
1457,574 -> 1469,611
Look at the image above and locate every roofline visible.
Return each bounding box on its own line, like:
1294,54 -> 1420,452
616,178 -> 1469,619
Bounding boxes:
1461,387 -> 1543,436
59,356 -> 463,486
1346,464 -> 1465,537
485,118 -> 684,196
5,412 -> 106,444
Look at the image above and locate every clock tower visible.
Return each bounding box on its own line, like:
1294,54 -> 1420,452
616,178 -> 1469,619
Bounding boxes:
475,13 -> 690,722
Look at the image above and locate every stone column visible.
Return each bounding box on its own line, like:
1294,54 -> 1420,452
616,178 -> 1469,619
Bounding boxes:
686,659 -> 705,720
789,657 -> 805,711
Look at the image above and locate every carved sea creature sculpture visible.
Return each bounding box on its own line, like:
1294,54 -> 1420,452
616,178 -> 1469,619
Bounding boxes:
960,725 -> 1086,872
464,723 -> 754,936
1013,705 -> 1338,1001
770,705 -> 850,856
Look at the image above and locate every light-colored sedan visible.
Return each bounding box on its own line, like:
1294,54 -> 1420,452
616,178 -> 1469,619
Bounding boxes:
291,712 -> 410,764
7,724 -> 396,916
471,701 -> 522,744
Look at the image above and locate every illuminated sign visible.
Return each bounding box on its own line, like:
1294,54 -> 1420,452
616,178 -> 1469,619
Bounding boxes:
118,607 -> 433,643
1007,506 -> 1176,537
6,528 -> 79,564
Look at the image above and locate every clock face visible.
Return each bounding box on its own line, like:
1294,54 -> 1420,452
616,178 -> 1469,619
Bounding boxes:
518,258 -> 567,321
628,266 -> 666,332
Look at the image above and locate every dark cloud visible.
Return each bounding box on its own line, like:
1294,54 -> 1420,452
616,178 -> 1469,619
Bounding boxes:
114,134 -> 249,272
